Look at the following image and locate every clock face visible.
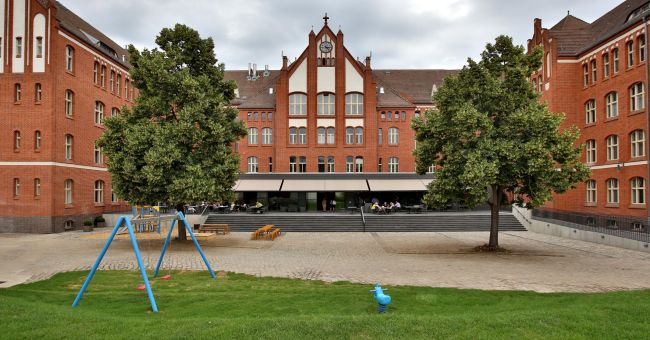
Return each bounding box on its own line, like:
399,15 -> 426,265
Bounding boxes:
320,41 -> 333,53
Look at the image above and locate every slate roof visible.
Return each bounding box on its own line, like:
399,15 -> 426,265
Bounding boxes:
224,69 -> 458,109
55,1 -> 131,68
550,0 -> 650,57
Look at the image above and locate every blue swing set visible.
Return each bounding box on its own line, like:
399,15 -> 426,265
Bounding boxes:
71,210 -> 215,312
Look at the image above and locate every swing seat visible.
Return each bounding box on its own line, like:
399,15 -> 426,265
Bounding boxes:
159,274 -> 172,280
136,284 -> 146,291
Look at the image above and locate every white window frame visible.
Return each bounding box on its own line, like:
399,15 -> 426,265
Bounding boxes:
586,180 -> 597,203
95,101 -> 104,125
631,177 -> 646,204
345,127 -> 354,144
388,127 -> 399,145
345,93 -> 364,115
64,179 -> 73,204
262,128 -> 272,145
605,92 -> 618,118
65,90 -> 73,117
65,46 -> 74,72
603,53 -> 610,78
585,139 -> 596,164
94,143 -> 103,164
65,135 -> 73,160
585,100 -> 596,124
247,157 -> 259,173
317,93 -> 336,115
317,127 -> 326,144
606,135 -> 619,161
631,129 -> 646,158
606,178 -> 619,204
630,83 -> 645,112
248,127 -> 258,145
298,127 -> 307,144
388,157 -> 399,173
326,127 -> 335,144
289,93 -> 307,115
355,127 -> 363,144
94,180 -> 104,204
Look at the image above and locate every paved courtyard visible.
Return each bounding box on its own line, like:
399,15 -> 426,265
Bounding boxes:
2,229 -> 650,292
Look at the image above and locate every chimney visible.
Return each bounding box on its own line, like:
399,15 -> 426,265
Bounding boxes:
247,63 -> 253,79
282,56 -> 288,69
365,56 -> 371,68
264,64 -> 270,77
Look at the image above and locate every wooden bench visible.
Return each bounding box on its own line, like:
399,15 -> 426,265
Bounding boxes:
252,224 -> 275,240
268,228 -> 282,240
191,232 -> 216,241
199,224 -> 230,235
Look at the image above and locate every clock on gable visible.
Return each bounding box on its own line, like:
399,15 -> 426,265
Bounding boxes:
320,41 -> 333,53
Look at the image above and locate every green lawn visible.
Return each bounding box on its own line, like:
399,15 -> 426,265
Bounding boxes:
0,270 -> 648,339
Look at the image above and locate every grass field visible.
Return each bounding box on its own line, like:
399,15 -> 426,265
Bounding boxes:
1,270 -> 649,339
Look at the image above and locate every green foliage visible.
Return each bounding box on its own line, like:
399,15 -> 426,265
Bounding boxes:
97,24 -> 246,205
413,35 -> 590,210
94,216 -> 105,223
83,219 -> 93,226
1,271 -> 649,339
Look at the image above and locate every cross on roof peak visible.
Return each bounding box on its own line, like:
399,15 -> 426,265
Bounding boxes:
323,13 -> 329,25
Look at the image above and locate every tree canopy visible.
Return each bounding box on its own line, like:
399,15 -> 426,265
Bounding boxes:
98,24 -> 246,207
412,35 -> 590,248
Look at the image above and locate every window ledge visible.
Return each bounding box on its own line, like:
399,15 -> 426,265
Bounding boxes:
65,115 -> 74,120
35,102 -> 42,105
605,116 -> 619,122
630,156 -> 645,161
605,203 -> 620,208
64,204 -> 74,209
94,203 -> 105,207
34,196 -> 41,200
584,123 -> 597,128
584,202 -> 597,207
13,196 -> 20,200
630,204 -> 646,209
629,110 -> 644,117
65,71 -> 75,77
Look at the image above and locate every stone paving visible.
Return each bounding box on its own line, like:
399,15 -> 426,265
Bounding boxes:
2,229 -> 650,292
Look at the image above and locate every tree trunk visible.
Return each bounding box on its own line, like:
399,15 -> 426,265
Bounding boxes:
175,203 -> 187,241
488,185 -> 500,249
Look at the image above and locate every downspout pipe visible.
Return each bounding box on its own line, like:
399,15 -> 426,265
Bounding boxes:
644,16 -> 650,231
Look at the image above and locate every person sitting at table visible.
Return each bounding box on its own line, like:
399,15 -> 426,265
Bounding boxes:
394,201 -> 401,212
371,202 -> 380,213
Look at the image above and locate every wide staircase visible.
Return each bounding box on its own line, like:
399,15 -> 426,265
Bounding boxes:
204,212 -> 526,232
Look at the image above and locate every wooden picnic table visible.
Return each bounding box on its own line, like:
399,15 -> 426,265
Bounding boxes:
252,225 -> 275,240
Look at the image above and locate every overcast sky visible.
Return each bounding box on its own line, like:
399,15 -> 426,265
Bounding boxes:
60,0 -> 621,70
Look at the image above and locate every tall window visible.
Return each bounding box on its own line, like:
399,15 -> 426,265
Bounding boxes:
64,134 -> 73,160
93,62 -> 99,84
318,156 -> 325,172
289,93 -> 307,115
640,35 -> 647,62
378,128 -> 383,145
298,156 -> 306,173
345,127 -> 354,144
94,180 -> 104,204
94,143 -> 103,164
627,41 -> 635,67
388,127 -> 399,144
14,178 -> 20,197
585,139 -> 596,163
125,79 -> 130,100
248,127 -> 258,145
345,93 -> 364,115
111,108 -> 120,117
65,90 -> 73,117
100,65 -> 106,88
117,74 -> 122,96
603,53 -> 610,78
326,127 -> 334,144
110,71 -> 115,93
317,127 -> 326,144
631,177 -> 646,204
298,127 -> 307,144
35,130 -> 41,151
112,186 -> 118,203
538,76 -> 543,92
247,157 -> 259,173
586,180 -> 596,203
65,46 -> 74,72
630,82 -> 645,111
613,48 -> 620,73
289,156 -> 297,173
378,157 -> 383,172
64,179 -> 73,204
590,60 -> 596,83
289,127 -> 297,144
346,156 -> 354,173
14,131 -> 21,150
93,101 -> 104,125
355,156 -> 364,173
585,99 -> 596,124
355,127 -> 363,144
605,92 -> 618,118
388,157 -> 399,173
582,64 -> 588,86
631,130 -> 646,158
545,52 -> 551,78
606,135 -> 619,161
317,93 -> 335,115
269,157 -> 273,173
35,83 -> 42,102
262,128 -> 272,145
15,37 -> 23,58
15,83 -> 21,102
606,178 -> 619,204
327,156 -> 335,172
34,178 -> 41,197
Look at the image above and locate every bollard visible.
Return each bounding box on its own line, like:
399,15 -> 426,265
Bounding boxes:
370,283 -> 392,313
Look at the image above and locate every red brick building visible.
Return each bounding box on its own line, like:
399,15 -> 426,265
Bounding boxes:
529,0 -> 650,227
224,16 -> 453,211
0,0 -> 132,233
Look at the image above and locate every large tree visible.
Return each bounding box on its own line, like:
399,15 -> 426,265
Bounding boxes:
98,24 -> 246,240
412,35 -> 590,249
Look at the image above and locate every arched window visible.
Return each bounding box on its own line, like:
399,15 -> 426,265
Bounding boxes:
35,83 -> 42,102
327,156 -> 335,172
34,178 -> 41,197
326,127 -> 335,144
289,156 -> 297,172
64,134 -> 73,160
355,156 -> 364,173
94,143 -> 103,164
65,90 -> 74,117
640,35 -> 646,62
298,156 -> 306,172
66,46 -> 74,72
388,127 -> 399,144
289,93 -> 307,115
630,82 -> 645,111
388,157 -> 399,173
380,111 -> 386,120
603,53 -> 610,78
289,127 -> 297,144
585,180 -> 596,203
317,127 -> 326,144
345,93 -> 364,115
631,130 -> 646,158
117,74 -> 122,96
93,62 -> 99,84
345,127 -> 354,144
590,60 -> 597,83
582,64 -> 589,86
110,70 -> 116,93
298,127 -> 307,144
627,41 -> 635,67
613,48 -> 620,73
355,127 -> 363,144
387,111 -> 393,121
14,131 -> 21,150
605,92 -> 618,118
125,79 -> 130,100
34,130 -> 41,151
64,179 -> 73,204
100,65 -> 107,88
247,157 -> 259,173
346,156 -> 354,173
585,139 -> 596,163
585,99 -> 596,124
317,93 -> 335,115
606,178 -> 619,204
262,128 -> 272,145
318,156 -> 325,173
95,101 -> 104,125
111,107 -> 120,117
631,177 -> 646,204
606,135 -> 619,161
94,180 -> 104,204
248,127 -> 258,145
